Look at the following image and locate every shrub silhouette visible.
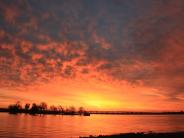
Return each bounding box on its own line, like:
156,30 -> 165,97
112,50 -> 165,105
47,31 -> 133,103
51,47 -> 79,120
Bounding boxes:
68,106 -> 76,114
50,105 -> 58,111
78,107 -> 85,115
39,102 -> 47,111
8,101 -> 22,113
58,105 -> 64,113
25,103 -> 30,111
30,103 -> 39,114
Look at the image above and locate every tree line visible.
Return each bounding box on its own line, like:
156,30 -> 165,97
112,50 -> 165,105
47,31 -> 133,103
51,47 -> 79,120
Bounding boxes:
8,101 -> 89,115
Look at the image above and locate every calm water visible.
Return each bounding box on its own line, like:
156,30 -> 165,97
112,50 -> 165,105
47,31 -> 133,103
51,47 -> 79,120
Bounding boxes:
0,113 -> 184,138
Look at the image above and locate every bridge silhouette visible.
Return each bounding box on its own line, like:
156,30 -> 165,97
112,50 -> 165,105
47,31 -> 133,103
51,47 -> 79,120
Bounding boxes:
89,111 -> 184,115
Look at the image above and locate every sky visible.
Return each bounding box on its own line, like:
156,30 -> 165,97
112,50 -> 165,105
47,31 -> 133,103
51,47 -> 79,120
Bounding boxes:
0,0 -> 184,111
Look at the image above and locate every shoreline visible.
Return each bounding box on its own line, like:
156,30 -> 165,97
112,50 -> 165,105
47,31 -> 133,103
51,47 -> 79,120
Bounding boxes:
0,108 -> 90,116
0,108 -> 184,116
0,108 -> 184,115
80,132 -> 184,138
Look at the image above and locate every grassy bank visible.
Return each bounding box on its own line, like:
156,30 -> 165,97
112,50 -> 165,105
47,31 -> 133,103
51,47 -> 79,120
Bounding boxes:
80,132 -> 184,138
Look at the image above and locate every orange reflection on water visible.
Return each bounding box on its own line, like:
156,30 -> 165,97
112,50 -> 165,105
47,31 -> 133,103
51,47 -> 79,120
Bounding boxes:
1,113 -> 184,138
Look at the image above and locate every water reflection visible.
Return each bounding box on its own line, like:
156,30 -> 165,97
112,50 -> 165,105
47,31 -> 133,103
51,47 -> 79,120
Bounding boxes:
0,113 -> 184,138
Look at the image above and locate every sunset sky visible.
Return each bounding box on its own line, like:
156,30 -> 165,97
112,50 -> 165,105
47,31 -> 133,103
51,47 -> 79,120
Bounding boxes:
0,0 -> 184,111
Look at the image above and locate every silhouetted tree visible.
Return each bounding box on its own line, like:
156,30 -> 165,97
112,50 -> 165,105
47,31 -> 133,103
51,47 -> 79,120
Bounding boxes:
25,103 -> 30,111
58,105 -> 64,113
50,105 -> 57,111
39,102 -> 47,111
30,103 -> 39,114
68,106 -> 76,114
7,101 -> 89,115
78,107 -> 85,115
15,101 -> 22,109
8,101 -> 22,113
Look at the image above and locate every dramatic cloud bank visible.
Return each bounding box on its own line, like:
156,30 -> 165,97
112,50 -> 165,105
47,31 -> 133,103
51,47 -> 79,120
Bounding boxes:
0,0 -> 183,110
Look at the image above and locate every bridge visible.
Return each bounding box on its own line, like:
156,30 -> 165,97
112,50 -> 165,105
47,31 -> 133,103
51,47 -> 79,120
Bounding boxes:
89,111 -> 184,115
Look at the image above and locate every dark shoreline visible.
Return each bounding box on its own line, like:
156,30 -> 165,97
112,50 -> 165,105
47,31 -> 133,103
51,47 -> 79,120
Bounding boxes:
0,108 -> 91,116
0,108 -> 184,115
80,132 -> 184,138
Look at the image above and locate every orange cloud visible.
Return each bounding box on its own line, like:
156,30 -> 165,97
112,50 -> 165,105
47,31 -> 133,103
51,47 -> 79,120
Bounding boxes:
0,0 -> 183,111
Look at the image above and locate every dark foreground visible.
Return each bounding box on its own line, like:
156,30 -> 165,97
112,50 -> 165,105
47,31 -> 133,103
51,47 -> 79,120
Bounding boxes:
80,132 -> 184,138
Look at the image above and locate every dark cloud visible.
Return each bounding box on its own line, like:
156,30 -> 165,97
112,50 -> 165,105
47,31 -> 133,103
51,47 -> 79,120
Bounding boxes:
0,0 -> 184,101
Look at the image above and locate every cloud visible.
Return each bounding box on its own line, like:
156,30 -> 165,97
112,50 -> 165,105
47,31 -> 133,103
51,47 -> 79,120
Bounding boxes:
0,0 -> 183,106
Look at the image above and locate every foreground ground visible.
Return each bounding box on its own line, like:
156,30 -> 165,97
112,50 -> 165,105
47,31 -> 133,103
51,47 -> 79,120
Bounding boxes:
80,132 -> 184,138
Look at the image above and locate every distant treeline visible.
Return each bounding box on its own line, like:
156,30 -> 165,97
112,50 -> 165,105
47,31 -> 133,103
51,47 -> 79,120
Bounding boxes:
6,101 -> 90,116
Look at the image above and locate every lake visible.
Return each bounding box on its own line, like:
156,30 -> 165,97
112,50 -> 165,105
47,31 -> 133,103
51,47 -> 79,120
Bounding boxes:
0,113 -> 184,138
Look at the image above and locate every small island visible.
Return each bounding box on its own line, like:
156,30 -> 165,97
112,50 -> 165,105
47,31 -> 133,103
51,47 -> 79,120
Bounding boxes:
0,101 -> 90,116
